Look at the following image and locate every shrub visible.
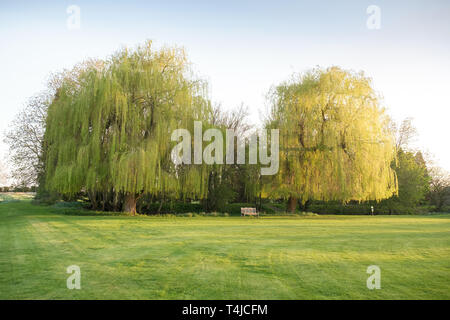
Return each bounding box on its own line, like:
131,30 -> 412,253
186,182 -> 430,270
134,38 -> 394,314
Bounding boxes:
141,201 -> 204,214
52,201 -> 85,209
260,204 -> 276,214
307,202 -> 432,215
33,190 -> 61,205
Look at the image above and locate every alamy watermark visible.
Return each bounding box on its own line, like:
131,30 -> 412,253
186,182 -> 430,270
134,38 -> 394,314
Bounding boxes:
171,121 -> 279,175
366,5 -> 381,30
67,5 -> 81,30
67,265 -> 81,289
366,265 -> 381,289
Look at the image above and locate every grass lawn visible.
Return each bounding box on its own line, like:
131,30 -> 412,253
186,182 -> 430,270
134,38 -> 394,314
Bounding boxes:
0,200 -> 449,299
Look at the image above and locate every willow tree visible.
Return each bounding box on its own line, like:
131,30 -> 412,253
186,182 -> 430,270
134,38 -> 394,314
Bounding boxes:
4,60 -> 102,188
266,67 -> 397,212
43,41 -> 211,213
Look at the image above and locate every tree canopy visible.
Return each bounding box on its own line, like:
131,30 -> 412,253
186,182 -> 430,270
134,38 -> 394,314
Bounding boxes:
265,67 -> 397,211
43,41 -> 212,213
393,150 -> 429,207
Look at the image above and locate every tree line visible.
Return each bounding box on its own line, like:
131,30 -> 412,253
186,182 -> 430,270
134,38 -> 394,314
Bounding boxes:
4,41 -> 450,214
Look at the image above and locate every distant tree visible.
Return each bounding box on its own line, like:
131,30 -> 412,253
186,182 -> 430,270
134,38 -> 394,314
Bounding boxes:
393,150 -> 430,207
429,167 -> 450,211
4,93 -> 49,186
266,67 -> 397,212
386,118 -> 431,209
203,105 -> 259,211
393,117 -> 417,151
0,160 -> 8,186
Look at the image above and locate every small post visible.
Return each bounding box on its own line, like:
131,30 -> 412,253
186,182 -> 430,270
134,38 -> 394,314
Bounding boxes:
371,206 -> 374,216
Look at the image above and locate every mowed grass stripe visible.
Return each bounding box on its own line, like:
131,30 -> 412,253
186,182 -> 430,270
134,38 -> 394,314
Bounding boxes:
0,201 -> 449,299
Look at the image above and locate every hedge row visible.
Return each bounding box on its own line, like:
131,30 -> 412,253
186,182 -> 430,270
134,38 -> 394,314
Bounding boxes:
307,203 -> 434,215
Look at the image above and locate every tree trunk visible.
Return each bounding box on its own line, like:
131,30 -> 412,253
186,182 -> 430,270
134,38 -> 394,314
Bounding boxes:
88,191 -> 98,210
437,198 -> 444,212
287,196 -> 298,213
123,193 -> 137,215
157,196 -> 165,214
259,191 -> 262,211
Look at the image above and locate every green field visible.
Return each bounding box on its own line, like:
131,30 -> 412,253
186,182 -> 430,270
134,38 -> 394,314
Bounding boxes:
0,200 -> 449,299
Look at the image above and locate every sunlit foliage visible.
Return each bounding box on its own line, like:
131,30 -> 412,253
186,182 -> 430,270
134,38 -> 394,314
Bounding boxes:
266,67 -> 397,210
43,41 -> 212,212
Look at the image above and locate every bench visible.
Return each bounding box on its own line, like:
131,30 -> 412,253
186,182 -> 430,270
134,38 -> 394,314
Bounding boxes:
241,207 -> 259,217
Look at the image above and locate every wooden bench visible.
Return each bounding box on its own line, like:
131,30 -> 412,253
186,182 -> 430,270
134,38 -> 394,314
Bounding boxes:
241,207 -> 259,217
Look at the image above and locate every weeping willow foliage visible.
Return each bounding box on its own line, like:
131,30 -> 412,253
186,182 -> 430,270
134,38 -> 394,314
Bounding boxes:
44,41 -> 212,201
266,67 -> 397,203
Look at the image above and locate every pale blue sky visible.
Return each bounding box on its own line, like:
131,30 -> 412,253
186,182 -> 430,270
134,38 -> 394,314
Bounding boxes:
1,0 -> 449,175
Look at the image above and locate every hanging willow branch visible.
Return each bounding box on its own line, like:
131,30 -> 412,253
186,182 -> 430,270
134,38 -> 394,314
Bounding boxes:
265,67 -> 398,203
43,41 -> 212,210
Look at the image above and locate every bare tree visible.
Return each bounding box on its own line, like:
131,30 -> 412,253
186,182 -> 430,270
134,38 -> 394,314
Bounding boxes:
4,93 -> 50,186
204,104 -> 257,209
210,103 -> 252,135
394,117 -> 418,151
0,159 -> 8,186
429,167 -> 450,211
